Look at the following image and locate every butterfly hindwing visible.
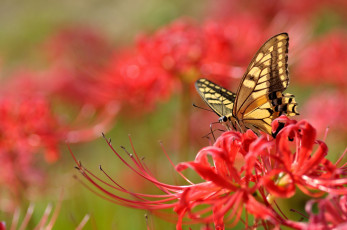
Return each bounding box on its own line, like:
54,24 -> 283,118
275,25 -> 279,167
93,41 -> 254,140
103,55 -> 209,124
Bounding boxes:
195,79 -> 236,117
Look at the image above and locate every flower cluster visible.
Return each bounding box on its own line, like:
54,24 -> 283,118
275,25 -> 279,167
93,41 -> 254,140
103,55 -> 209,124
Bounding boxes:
73,117 -> 347,229
98,17 -> 270,113
301,194 -> 347,229
302,91 -> 347,136
1,0 -> 347,227
0,95 -> 64,204
42,26 -> 113,107
294,30 -> 347,88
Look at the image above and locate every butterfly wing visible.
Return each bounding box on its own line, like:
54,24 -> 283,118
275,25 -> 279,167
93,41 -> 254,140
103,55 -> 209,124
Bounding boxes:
232,33 -> 298,135
195,78 -> 236,117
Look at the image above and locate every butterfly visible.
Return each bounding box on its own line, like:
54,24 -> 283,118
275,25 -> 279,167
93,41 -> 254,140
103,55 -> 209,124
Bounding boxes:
195,33 -> 298,137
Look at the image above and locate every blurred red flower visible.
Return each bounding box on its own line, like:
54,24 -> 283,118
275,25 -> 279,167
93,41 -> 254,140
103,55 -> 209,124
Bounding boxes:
73,117 -> 347,229
207,0 -> 347,23
42,26 -> 113,107
294,30 -> 347,88
0,95 -> 65,202
301,91 -> 347,136
98,49 -> 174,113
135,17 -> 270,85
290,194 -> 347,229
99,17 -> 274,115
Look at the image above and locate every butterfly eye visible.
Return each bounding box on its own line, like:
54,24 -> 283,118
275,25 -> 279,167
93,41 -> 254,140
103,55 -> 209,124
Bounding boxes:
218,116 -> 228,123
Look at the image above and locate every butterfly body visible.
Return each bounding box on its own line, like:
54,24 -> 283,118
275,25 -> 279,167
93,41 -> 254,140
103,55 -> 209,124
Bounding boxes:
195,33 -> 299,136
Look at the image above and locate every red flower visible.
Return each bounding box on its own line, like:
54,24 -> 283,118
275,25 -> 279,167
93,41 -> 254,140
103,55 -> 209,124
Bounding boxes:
72,131 -> 284,229
0,95 -> 65,202
287,194 -> 347,229
263,117 -> 347,199
98,17 -> 276,117
98,49 -> 174,113
73,117 -> 347,229
42,26 -> 113,107
207,0 -> 345,23
294,30 -> 347,88
301,91 -> 347,136
135,17 -> 269,85
305,195 -> 347,229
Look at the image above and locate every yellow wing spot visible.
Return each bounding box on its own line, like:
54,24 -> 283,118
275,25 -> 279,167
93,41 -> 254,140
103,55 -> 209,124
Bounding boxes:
256,53 -> 264,62
248,67 -> 261,80
279,68 -> 284,74
278,48 -> 283,53
258,75 -> 270,84
264,118 -> 272,125
255,81 -> 270,90
269,46 -> 274,52
278,61 -> 283,67
279,54 -> 283,60
277,35 -> 287,40
261,68 -> 269,76
263,53 -> 271,62
214,93 -> 221,97
251,90 -> 267,100
277,42 -> 283,47
244,79 -> 256,89
247,109 -> 271,119
209,100 -> 222,104
263,60 -> 271,66
243,95 -> 269,115
280,75 -> 287,81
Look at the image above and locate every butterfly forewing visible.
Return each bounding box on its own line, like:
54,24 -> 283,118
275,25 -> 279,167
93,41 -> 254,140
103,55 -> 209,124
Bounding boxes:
195,79 -> 236,117
233,33 -> 289,117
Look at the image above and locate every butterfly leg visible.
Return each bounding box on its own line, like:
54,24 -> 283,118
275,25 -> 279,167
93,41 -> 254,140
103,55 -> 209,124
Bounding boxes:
203,127 -> 225,141
234,119 -> 246,133
209,121 -> 221,141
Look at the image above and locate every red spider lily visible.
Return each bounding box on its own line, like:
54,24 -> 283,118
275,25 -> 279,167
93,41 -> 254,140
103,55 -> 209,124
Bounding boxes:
0,69 -> 120,143
294,30 -> 347,88
42,26 -> 113,107
264,116 -> 347,199
0,26 -> 120,142
301,91 -> 347,136
98,17 -> 273,115
287,194 -> 347,229
72,117 -> 347,229
0,95 -> 65,204
207,0 -> 346,23
135,17 -> 269,85
98,49 -> 174,113
99,19 -> 229,113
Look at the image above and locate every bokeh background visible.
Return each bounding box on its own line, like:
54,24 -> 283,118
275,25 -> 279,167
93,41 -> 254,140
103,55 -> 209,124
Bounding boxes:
0,0 -> 346,229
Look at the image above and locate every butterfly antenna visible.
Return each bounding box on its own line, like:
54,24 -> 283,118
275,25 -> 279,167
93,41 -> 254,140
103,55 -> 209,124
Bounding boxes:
192,103 -> 215,113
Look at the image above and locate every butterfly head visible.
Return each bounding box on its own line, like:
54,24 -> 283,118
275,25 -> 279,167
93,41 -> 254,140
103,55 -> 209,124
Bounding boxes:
219,116 -> 228,123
